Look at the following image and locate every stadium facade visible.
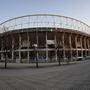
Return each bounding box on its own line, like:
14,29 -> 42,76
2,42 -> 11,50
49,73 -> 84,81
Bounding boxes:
0,14 -> 90,63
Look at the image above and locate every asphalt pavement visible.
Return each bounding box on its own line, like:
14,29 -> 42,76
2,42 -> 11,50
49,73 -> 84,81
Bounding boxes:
0,60 -> 90,90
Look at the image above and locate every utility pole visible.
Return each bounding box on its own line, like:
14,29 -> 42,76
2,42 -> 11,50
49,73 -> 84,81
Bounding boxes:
56,45 -> 61,66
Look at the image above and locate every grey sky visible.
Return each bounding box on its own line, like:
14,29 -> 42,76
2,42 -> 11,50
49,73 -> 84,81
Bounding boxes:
0,0 -> 90,25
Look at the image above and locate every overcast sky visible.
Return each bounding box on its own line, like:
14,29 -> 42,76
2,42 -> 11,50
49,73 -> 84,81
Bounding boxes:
0,0 -> 90,25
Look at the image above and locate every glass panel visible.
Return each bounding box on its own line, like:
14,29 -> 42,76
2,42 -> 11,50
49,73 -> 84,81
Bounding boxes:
86,39 -> 88,49
7,51 -> 12,59
82,37 -> 85,48
0,38 -> 2,50
14,52 -> 19,59
47,31 -> 55,48
21,33 -> 28,49
29,31 -> 37,48
78,51 -> 82,57
71,34 -> 76,48
64,33 -> 70,48
14,34 -> 19,49
48,51 -> 56,62
0,53 -> 1,61
77,37 -> 81,48
72,50 -> 77,57
83,50 -> 86,57
65,50 -> 71,59
38,51 -> 46,62
21,51 -> 28,63
56,32 -> 63,48
29,51 -> 36,63
38,31 -> 46,48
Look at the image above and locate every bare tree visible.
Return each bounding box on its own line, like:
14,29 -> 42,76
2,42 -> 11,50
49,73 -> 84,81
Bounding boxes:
1,27 -> 9,69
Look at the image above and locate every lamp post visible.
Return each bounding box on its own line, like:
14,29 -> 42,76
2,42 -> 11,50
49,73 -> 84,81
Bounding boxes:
33,44 -> 38,68
56,45 -> 61,66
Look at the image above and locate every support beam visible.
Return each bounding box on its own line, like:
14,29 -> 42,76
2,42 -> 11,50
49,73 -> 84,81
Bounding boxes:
12,35 -> 14,62
55,30 -> 57,61
46,31 -> 48,61
75,35 -> 78,59
27,32 -> 30,63
62,32 -> 65,62
80,36 -> 83,57
84,37 -> 87,57
19,34 -> 21,63
87,38 -> 89,56
36,29 -> 38,68
89,39 -> 90,56
69,33 -> 72,61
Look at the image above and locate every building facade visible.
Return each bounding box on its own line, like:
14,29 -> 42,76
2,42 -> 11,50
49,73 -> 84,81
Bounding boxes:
0,14 -> 90,63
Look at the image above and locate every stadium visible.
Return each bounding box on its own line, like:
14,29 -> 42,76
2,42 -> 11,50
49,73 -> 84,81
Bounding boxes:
0,14 -> 90,63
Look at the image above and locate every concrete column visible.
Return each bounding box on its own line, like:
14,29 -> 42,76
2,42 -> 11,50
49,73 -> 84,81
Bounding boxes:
55,30 -> 57,61
18,34 -> 21,63
84,37 -> 87,57
46,31 -> 48,61
69,33 -> 72,61
36,29 -> 38,61
27,32 -> 30,63
27,51 -> 29,63
62,32 -> 65,61
80,36 -> 83,57
87,38 -> 89,56
75,35 -> 78,58
12,36 -> 14,62
88,38 -> 90,49
89,39 -> 90,56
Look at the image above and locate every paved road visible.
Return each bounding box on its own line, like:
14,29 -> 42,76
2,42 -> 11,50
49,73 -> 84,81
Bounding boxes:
0,60 -> 90,90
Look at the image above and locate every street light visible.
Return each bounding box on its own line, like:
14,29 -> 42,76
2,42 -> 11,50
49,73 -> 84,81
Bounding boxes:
56,45 -> 61,66
33,44 -> 38,68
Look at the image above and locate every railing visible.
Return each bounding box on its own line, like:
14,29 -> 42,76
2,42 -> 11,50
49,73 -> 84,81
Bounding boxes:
0,14 -> 90,34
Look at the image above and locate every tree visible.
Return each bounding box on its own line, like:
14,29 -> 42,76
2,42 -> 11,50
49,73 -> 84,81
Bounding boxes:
1,33 -> 8,69
2,27 -> 9,69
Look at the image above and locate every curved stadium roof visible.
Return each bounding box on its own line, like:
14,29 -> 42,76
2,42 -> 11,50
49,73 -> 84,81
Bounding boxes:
0,14 -> 90,34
